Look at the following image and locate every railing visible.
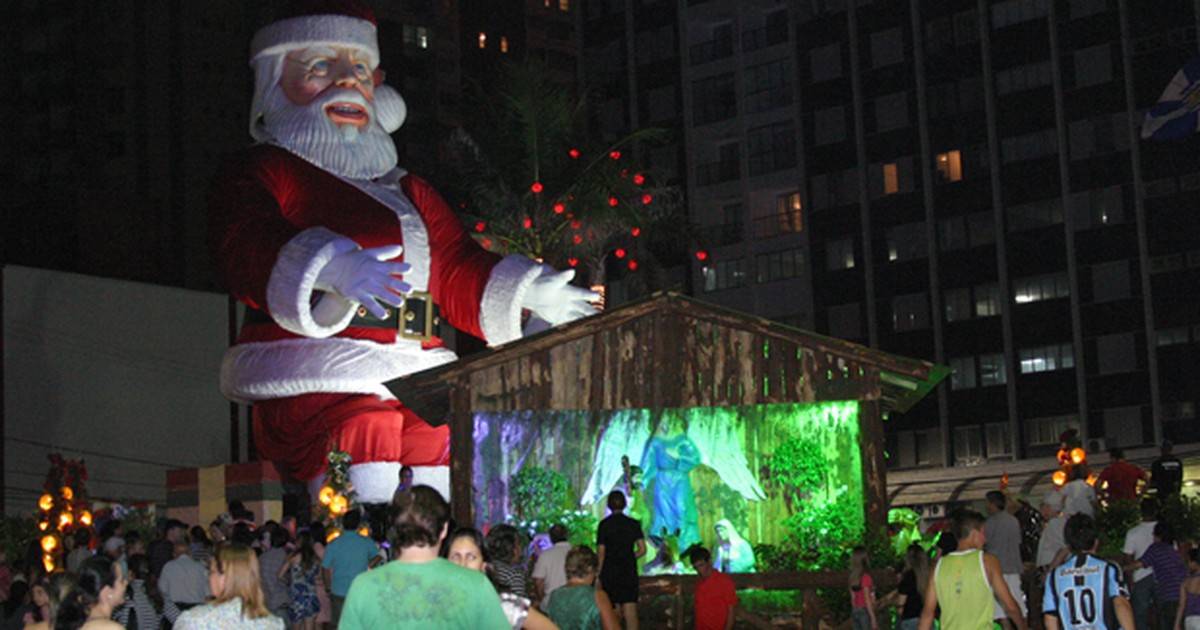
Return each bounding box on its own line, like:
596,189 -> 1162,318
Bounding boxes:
696,160 -> 740,186
753,213 -> 803,239
700,222 -> 744,246
690,37 -> 734,65
742,23 -> 789,52
638,570 -> 896,627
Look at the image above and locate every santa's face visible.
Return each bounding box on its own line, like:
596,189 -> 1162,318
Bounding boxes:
280,45 -> 377,128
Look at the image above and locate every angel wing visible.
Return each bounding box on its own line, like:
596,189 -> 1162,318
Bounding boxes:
685,407 -> 767,501
581,409 -> 653,505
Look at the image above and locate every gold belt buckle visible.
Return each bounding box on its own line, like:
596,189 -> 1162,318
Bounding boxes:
399,291 -> 433,342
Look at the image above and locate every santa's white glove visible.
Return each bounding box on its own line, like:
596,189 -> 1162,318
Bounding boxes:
521,269 -> 600,331
314,245 -> 412,318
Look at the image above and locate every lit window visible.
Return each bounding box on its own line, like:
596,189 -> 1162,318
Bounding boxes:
1018,343 -> 1075,374
559,0 -> 570,9
478,32 -> 487,49
1013,272 -> 1069,304
883,162 -> 899,194
826,238 -> 855,270
936,150 -> 962,182
500,36 -> 509,53
776,192 -> 802,233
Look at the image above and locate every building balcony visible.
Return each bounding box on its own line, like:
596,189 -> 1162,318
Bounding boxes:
689,37 -> 733,65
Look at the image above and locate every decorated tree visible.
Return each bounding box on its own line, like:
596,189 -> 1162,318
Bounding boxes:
440,61 -> 691,296
314,448 -> 360,542
37,453 -> 93,572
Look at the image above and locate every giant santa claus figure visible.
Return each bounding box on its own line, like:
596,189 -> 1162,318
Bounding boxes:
209,0 -> 597,502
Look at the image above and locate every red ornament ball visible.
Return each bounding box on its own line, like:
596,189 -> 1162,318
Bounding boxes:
608,197 -> 619,207
628,260 -> 638,270
474,222 -> 486,233
633,174 -> 645,185
641,194 -> 652,205
631,227 -> 641,237
531,182 -> 543,193
615,248 -> 626,259
523,217 -> 532,229
696,250 -> 708,261
609,151 -> 621,160
573,234 -> 583,244
553,203 -> 565,214
568,257 -> 579,266
569,149 -> 580,159
481,238 -> 493,248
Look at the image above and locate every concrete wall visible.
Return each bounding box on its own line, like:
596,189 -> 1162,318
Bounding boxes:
3,265 -> 231,516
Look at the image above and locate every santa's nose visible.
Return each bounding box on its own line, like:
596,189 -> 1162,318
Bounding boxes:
331,58 -> 361,86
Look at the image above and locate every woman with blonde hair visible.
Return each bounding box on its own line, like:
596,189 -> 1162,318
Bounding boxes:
174,544 -> 283,629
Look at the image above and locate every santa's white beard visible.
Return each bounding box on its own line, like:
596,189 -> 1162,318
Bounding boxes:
261,89 -> 398,180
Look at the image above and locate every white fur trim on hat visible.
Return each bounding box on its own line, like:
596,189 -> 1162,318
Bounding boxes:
251,15 -> 379,67
220,336 -> 458,403
266,227 -> 361,338
479,255 -> 547,346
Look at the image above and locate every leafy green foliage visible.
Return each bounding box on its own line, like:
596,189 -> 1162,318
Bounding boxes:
1158,494 -> 1200,543
1095,500 -> 1142,558
765,438 -> 830,509
508,466 -> 597,546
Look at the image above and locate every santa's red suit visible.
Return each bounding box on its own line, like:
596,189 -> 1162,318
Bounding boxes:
209,143 -> 544,500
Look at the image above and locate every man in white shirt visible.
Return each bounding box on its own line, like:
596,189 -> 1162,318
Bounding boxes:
1121,498 -> 1158,630
532,524 -> 572,609
158,542 -> 211,609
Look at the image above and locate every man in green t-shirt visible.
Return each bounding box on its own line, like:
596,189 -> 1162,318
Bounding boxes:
340,486 -> 510,629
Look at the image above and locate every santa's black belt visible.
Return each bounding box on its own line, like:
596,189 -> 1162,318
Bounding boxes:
242,291 -> 439,341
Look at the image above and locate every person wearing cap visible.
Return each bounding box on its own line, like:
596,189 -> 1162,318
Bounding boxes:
208,0 -> 599,505
1151,441 -> 1184,498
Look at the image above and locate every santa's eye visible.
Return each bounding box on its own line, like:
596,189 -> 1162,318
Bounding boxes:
353,62 -> 370,80
308,59 -> 332,75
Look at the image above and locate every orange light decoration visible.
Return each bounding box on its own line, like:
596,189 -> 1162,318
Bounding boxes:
38,522 -> 49,531
1053,470 -> 1067,486
326,529 -> 342,543
58,512 -> 73,529
329,494 -> 349,515
42,555 -> 54,573
39,494 -> 54,512
530,182 -> 543,194
61,487 -> 74,501
1070,448 -> 1086,465
1086,472 -> 1097,486
318,486 -> 335,506
358,526 -> 370,537
79,511 -> 93,527
41,535 -> 58,553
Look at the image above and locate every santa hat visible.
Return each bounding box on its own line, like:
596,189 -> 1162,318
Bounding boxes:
251,0 -> 380,68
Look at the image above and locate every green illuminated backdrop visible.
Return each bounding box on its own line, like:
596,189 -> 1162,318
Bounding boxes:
472,400 -> 863,567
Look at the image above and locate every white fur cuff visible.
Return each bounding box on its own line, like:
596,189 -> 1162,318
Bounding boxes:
266,228 -> 360,338
349,461 -> 402,504
479,255 -> 546,346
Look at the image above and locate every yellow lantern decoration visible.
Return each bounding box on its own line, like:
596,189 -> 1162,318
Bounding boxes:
38,521 -> 49,531
329,494 -> 349,515
358,526 -> 370,538
326,528 -> 342,543
79,511 -> 93,526
42,554 -> 55,573
1086,471 -> 1097,486
61,486 -> 74,501
1052,470 -> 1067,486
41,535 -> 58,553
39,494 -> 54,511
1069,448 -> 1086,465
58,512 -> 73,529
318,486 -> 336,506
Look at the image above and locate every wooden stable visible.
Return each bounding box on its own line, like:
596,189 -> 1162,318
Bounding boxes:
393,291 -> 946,624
